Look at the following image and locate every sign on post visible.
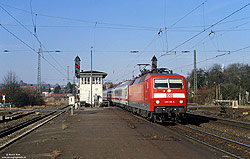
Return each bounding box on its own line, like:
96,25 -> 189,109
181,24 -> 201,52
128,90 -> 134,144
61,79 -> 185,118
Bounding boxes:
232,100 -> 238,109
2,94 -> 6,104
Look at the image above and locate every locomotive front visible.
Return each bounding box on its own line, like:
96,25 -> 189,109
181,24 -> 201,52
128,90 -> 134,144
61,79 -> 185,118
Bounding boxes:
149,75 -> 187,121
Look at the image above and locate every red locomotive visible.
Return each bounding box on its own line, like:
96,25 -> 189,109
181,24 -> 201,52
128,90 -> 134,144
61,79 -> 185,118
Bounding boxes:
103,56 -> 187,122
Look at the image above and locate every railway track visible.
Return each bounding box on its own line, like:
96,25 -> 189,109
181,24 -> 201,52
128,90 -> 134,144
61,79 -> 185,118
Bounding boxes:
0,111 -> 35,123
171,123 -> 250,159
186,113 -> 250,131
0,105 -> 69,151
128,109 -> 250,158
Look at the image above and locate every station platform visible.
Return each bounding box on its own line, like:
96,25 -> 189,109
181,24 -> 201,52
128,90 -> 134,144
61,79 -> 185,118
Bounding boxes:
0,107 -> 224,159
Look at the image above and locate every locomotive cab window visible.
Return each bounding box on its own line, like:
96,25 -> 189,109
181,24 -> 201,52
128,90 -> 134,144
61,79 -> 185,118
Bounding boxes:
154,78 -> 168,88
154,78 -> 183,89
169,78 -> 183,89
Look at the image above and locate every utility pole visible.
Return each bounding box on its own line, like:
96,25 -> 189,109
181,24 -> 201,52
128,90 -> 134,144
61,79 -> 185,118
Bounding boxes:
37,48 -> 41,94
67,66 -> 70,84
73,76 -> 75,97
37,49 -> 62,94
90,46 -> 93,108
194,50 -> 197,104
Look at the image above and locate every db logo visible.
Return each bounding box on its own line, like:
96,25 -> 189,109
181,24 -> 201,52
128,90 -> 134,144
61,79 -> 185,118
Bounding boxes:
166,93 -> 173,98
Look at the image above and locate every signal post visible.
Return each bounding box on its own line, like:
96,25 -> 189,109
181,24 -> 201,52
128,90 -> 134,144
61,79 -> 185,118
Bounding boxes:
74,56 -> 81,110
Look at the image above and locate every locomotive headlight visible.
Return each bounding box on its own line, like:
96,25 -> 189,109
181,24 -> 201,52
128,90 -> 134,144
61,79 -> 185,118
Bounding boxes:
156,100 -> 160,104
179,100 -> 184,104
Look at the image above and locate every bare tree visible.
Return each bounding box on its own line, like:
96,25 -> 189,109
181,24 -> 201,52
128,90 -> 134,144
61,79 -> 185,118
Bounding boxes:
1,71 -> 19,103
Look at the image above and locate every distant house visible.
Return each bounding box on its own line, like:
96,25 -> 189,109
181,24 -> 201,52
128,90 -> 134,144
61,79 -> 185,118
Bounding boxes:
20,85 -> 38,91
79,70 -> 107,105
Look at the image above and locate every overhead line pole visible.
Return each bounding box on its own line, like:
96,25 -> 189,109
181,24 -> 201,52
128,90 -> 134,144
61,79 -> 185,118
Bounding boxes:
194,50 -> 197,104
67,66 -> 69,84
37,47 -> 41,94
37,49 -> 63,94
90,46 -> 93,108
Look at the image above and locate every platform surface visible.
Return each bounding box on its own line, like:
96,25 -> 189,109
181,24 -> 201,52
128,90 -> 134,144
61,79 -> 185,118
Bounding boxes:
0,107 -> 225,159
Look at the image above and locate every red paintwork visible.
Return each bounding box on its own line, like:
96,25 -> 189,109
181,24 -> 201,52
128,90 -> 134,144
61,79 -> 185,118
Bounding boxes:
128,80 -> 145,103
112,98 -> 128,101
128,73 -> 187,112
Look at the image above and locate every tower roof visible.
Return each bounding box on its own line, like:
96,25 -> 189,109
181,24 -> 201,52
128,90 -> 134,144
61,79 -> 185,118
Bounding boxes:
80,70 -> 107,78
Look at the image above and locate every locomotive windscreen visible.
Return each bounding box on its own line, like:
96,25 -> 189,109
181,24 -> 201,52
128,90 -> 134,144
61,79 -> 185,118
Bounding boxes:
154,79 -> 168,88
169,78 -> 183,89
154,78 -> 183,89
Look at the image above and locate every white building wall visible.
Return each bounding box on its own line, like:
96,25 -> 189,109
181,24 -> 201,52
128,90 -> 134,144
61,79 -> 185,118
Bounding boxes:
79,75 -> 103,104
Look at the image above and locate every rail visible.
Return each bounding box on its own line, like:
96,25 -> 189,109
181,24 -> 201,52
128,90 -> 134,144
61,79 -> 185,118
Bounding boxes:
0,105 -> 69,150
175,123 -> 250,158
0,103 -> 12,109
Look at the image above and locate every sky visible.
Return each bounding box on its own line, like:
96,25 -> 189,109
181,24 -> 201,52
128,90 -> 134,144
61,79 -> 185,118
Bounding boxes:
0,0 -> 250,85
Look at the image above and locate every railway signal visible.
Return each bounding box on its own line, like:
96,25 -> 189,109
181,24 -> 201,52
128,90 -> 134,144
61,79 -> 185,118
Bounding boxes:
151,56 -> 157,73
74,56 -> 81,78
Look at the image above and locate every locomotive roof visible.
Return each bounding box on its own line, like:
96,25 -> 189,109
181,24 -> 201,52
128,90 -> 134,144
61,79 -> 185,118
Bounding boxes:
148,73 -> 183,77
134,73 -> 183,79
80,70 -> 107,78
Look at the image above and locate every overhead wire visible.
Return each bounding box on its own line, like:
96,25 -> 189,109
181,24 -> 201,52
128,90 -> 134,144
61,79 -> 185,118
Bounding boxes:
1,2 -> 250,32
189,20 -> 250,50
159,2 -> 250,58
2,1 -> 250,83
172,44 -> 250,71
29,0 -> 36,33
118,0 -> 210,81
112,28 -> 162,82
168,0 -> 209,29
0,2 -> 160,31
0,24 -> 67,78
6,23 -> 250,33
0,4 -> 67,73
161,0 -> 209,58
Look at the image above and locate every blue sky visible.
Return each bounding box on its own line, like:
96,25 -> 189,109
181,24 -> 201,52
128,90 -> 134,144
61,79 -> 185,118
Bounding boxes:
0,0 -> 250,85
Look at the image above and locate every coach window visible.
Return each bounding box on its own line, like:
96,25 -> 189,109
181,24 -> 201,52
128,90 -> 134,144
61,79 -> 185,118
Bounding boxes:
169,78 -> 183,89
87,77 -> 90,84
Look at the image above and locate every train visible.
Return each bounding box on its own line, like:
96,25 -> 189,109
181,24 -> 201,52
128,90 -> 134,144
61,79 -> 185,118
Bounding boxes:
103,57 -> 187,122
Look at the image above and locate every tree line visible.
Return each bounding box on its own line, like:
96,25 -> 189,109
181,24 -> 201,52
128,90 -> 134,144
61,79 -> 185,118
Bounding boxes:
0,72 -> 44,107
0,72 -> 76,107
187,63 -> 250,105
